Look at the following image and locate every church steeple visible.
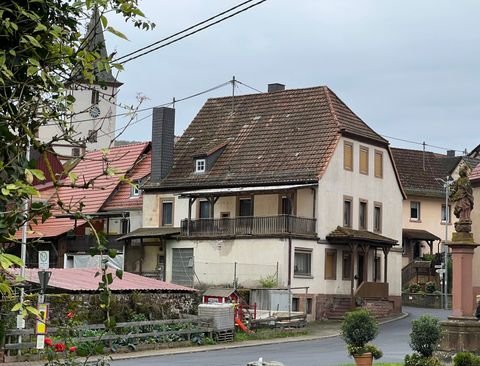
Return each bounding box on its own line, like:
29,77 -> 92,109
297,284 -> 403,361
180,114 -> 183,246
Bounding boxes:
83,8 -> 122,87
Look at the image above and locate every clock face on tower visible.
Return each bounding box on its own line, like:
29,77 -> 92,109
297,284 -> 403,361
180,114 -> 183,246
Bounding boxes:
89,105 -> 101,118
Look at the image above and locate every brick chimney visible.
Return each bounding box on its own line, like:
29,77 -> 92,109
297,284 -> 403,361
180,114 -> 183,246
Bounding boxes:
447,150 -> 456,157
268,83 -> 285,93
151,107 -> 175,182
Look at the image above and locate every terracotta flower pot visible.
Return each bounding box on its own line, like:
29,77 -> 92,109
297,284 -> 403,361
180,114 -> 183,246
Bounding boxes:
353,352 -> 373,366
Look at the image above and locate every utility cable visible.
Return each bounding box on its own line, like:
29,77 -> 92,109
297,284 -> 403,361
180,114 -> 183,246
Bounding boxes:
116,0 -> 267,65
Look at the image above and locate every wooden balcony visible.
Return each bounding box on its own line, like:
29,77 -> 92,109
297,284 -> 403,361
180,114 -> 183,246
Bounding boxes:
180,215 -> 317,238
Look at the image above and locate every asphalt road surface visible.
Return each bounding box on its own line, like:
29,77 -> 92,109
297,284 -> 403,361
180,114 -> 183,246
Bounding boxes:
112,307 -> 449,366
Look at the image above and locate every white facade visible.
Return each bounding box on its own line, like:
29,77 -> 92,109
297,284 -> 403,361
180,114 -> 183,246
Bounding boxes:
141,136 -> 404,300
39,84 -> 118,160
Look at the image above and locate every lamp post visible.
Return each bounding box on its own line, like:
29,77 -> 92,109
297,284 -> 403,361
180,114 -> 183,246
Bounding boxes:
436,176 -> 454,310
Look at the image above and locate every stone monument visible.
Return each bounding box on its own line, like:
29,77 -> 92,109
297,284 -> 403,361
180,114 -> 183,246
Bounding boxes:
438,166 -> 480,357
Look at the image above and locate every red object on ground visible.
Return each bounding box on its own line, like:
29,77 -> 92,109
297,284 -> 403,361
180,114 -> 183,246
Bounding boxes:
235,317 -> 252,334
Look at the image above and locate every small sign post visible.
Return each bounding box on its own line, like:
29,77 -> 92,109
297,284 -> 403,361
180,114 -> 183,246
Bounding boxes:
38,251 -> 49,270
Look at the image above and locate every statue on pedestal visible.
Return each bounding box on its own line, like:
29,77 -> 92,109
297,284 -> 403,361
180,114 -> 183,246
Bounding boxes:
449,166 -> 474,234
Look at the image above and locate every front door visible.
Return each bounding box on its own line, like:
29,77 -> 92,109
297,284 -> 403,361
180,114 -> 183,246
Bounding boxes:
357,254 -> 364,286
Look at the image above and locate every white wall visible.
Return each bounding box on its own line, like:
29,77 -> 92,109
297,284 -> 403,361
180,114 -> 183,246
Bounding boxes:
38,85 -> 118,158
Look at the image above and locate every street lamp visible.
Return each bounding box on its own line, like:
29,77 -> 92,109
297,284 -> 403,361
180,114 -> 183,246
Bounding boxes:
436,176 -> 454,310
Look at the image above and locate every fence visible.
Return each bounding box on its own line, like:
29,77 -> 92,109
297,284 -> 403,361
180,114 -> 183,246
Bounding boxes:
193,261 -> 279,288
3,317 -> 214,360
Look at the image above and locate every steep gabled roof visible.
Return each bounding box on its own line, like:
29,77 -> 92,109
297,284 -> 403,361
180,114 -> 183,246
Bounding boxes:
392,147 -> 480,198
391,148 -> 455,198
471,163 -> 480,183
153,86 -> 388,190
101,147 -> 151,211
21,143 -> 149,239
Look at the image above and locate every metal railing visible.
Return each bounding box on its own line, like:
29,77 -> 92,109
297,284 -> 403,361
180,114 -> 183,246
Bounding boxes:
181,215 -> 316,237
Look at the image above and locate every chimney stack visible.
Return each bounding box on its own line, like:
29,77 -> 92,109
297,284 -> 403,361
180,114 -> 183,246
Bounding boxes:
151,107 -> 175,182
268,83 -> 285,93
447,150 -> 455,157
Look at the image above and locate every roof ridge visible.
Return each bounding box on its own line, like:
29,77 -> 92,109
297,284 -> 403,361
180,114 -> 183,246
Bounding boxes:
323,86 -> 341,130
206,85 -> 328,102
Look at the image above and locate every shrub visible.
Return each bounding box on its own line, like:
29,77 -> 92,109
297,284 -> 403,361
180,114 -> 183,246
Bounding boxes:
404,353 -> 442,366
259,274 -> 278,288
409,283 -> 422,293
453,352 -> 480,366
409,314 -> 441,357
347,343 -> 383,359
341,309 -> 378,348
425,281 -> 436,293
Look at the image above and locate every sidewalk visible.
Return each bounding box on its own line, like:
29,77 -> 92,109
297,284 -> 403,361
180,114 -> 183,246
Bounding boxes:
3,313 -> 407,365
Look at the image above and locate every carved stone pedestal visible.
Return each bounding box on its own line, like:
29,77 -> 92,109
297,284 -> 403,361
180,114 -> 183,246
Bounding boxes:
438,235 -> 479,360
438,317 -> 480,361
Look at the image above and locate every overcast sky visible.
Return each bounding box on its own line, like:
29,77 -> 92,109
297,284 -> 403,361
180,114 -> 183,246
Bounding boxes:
103,0 -> 480,155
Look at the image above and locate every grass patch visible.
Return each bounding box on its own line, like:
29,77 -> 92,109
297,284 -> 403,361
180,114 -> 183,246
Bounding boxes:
234,327 -> 309,342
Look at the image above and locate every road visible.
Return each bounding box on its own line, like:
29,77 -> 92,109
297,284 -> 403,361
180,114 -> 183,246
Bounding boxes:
113,307 -> 449,366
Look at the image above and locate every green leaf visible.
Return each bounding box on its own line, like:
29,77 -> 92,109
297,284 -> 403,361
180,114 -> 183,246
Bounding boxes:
29,169 -> 45,181
33,23 -> 47,32
105,26 -> 128,41
1,188 -> 9,196
101,15 -> 108,28
108,249 -> 117,258
2,253 -> 23,267
116,269 -> 123,280
24,169 -> 34,184
11,303 -> 22,312
27,65 -> 38,76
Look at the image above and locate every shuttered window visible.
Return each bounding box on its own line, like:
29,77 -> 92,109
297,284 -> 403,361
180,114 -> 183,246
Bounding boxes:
325,249 -> 337,280
360,146 -> 369,175
344,142 -> 353,171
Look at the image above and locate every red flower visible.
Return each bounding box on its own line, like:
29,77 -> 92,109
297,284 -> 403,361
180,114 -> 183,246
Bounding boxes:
69,346 -> 77,353
44,338 -> 53,347
54,343 -> 66,352
66,311 -> 75,319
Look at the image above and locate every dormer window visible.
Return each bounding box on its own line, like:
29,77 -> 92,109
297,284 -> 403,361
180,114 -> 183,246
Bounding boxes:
195,159 -> 206,173
131,184 -> 140,197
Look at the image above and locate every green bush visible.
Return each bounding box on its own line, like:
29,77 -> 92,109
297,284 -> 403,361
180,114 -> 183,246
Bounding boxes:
425,281 -> 436,293
409,315 -> 441,357
409,283 -> 422,293
453,352 -> 480,366
404,353 -> 442,366
341,309 -> 378,348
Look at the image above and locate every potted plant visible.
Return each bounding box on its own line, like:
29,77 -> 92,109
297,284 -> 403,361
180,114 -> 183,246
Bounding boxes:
340,308 -> 383,366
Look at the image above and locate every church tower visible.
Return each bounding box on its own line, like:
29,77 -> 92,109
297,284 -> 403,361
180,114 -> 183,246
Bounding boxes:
39,9 -> 122,161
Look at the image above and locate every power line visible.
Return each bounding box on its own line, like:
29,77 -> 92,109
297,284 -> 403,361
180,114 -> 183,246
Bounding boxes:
116,0 -> 268,65
381,134 -> 466,154
114,0 -> 259,63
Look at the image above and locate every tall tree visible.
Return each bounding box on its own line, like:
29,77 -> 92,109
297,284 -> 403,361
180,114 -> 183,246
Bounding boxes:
0,0 -> 153,295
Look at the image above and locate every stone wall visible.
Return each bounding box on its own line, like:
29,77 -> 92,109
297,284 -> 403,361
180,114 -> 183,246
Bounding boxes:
402,293 -> 451,309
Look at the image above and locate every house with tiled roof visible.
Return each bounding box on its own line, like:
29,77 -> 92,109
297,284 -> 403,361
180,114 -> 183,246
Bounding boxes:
128,84 -> 405,319
11,143 -> 150,269
391,147 -> 480,288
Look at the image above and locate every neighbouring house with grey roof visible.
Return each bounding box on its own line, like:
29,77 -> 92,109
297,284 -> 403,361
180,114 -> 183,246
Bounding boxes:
124,84 -> 405,319
391,147 -> 480,288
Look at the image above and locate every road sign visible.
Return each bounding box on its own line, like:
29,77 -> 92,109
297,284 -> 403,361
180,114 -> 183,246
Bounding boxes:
38,251 -> 49,270
436,269 -> 445,274
434,264 -> 444,269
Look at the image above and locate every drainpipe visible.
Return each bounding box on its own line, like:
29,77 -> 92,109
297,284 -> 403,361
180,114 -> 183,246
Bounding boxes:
288,235 -> 292,317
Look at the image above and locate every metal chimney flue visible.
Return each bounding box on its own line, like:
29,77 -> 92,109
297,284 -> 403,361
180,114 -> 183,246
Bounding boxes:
151,107 -> 175,182
268,83 -> 285,93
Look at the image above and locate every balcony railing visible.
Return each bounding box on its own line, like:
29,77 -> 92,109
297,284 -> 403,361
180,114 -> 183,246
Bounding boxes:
181,215 -> 316,237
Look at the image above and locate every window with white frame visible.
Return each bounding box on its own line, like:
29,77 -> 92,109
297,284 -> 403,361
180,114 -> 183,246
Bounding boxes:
441,204 -> 451,223
195,159 -> 206,173
410,201 -> 421,221
162,201 -> 173,226
294,248 -> 312,277
130,182 -> 140,197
